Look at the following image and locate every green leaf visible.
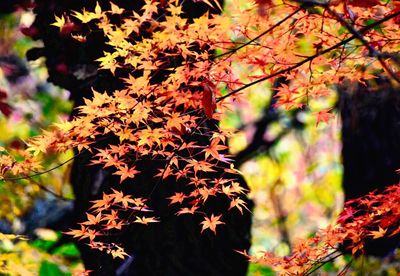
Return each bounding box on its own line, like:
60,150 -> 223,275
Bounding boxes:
31,239 -> 57,251
54,243 -> 81,258
39,261 -> 70,276
322,261 -> 335,272
338,26 -> 347,36
248,263 -> 275,276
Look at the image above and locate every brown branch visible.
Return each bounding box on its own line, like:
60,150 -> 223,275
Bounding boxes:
2,151 -> 81,181
213,7 -> 302,60
217,9 -> 400,102
30,178 -> 71,201
270,180 -> 292,249
322,4 -> 400,83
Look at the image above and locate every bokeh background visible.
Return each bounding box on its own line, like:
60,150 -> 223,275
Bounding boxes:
0,1 -> 398,275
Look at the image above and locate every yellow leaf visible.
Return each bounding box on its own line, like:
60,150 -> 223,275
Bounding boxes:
110,2 -> 124,14
369,227 -> 387,239
51,15 -> 65,30
72,8 -> 100,23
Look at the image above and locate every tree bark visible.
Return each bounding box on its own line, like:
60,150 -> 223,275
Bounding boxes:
339,79 -> 400,256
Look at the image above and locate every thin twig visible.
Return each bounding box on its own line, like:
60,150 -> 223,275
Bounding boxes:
213,7 -> 302,60
30,178 -> 72,201
2,152 -> 81,181
217,9 -> 400,102
322,4 -> 400,83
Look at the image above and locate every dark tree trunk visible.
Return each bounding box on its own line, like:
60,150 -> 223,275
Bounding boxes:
25,0 -> 252,275
71,150 -> 252,276
339,79 -> 400,256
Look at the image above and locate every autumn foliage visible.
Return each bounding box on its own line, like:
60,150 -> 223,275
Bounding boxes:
241,184 -> 400,274
1,0 -> 400,274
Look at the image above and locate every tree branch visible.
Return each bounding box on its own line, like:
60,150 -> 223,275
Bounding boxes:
217,9 -> 400,102
322,4 -> 400,83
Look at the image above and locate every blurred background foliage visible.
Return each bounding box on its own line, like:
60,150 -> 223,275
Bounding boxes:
0,8 -> 82,276
0,1 -> 398,275
220,1 -> 344,274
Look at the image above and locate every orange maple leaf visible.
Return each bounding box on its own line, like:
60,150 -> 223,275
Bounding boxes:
167,192 -> 186,205
82,212 -> 103,225
369,227 -> 387,239
313,108 -> 334,127
176,206 -> 199,215
113,165 -> 140,183
228,197 -> 249,214
110,247 -> 129,259
134,216 -> 159,225
202,139 -> 227,160
109,188 -> 142,209
64,225 -> 87,239
90,193 -> 113,212
200,214 -> 225,234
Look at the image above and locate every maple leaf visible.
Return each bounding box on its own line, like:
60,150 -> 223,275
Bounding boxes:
90,193 -> 113,212
130,197 -> 148,208
96,52 -> 120,75
103,211 -> 124,230
389,226 -> 400,237
228,197 -> 249,214
109,188 -> 137,208
224,163 -> 243,175
167,192 -> 186,205
313,108 -> 334,127
117,127 -> 133,143
176,206 -> 199,215
200,214 -> 225,234
9,1 -> 400,271
104,220 -> 124,230
83,229 -> 101,241
155,166 -> 174,180
201,0 -> 223,12
82,212 -> 103,225
202,139 -> 228,160
186,160 -> 216,174
51,15 -> 66,31
134,216 -> 160,225
202,80 -> 216,119
351,243 -> 364,255
110,2 -> 124,14
166,112 -> 186,133
64,225 -> 88,240
167,3 -> 183,16
142,0 -> 159,16
71,34 -> 87,43
199,187 -> 218,202
94,1 -> 102,16
110,247 -> 129,259
71,8 -> 101,23
113,165 -> 140,183
230,182 -> 248,194
369,227 -> 387,239
338,207 -> 356,224
103,210 -> 119,223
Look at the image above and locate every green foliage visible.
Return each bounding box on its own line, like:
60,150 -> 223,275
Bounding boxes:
39,261 -> 70,276
247,263 -> 275,276
53,244 -> 81,259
